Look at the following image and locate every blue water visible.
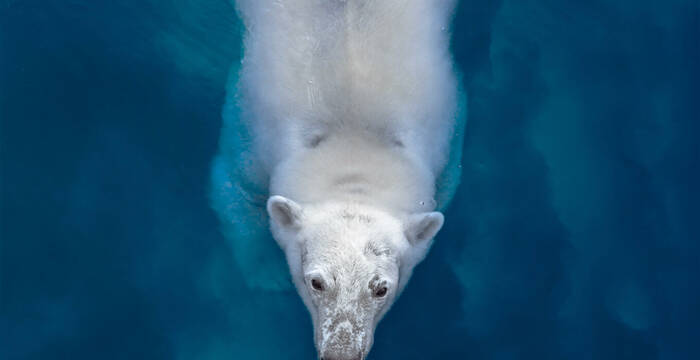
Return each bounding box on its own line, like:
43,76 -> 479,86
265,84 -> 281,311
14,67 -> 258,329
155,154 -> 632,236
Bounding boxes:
1,1 -> 698,359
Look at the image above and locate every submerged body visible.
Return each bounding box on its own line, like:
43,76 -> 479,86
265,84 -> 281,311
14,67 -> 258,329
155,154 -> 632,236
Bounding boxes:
211,0 -> 463,358
237,0 -> 459,184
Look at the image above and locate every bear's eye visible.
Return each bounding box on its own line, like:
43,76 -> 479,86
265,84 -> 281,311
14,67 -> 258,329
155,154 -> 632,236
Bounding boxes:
311,278 -> 325,291
374,286 -> 388,298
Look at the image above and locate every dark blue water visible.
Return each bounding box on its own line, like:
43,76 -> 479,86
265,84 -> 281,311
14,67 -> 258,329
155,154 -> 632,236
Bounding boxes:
1,1 -> 698,359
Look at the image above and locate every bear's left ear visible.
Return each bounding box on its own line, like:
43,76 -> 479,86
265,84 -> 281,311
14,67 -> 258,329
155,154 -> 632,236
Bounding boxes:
404,212 -> 444,246
267,195 -> 304,231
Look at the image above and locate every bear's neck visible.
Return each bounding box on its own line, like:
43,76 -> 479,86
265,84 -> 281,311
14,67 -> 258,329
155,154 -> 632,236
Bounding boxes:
269,137 -> 437,215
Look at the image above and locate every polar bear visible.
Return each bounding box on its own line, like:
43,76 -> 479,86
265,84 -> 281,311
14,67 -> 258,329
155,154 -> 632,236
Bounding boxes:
210,0 -> 465,358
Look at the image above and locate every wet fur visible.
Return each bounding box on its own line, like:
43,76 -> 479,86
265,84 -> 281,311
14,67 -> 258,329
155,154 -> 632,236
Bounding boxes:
214,0 -> 461,358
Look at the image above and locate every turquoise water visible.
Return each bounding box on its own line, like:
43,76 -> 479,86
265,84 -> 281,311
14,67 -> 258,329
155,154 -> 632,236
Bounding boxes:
1,1 -> 698,359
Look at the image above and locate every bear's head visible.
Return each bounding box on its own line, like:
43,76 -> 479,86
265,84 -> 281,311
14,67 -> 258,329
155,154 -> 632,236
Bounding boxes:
267,195 -> 444,360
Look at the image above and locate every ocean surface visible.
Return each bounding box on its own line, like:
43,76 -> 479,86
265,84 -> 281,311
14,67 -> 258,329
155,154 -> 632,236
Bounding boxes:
1,1 -> 698,359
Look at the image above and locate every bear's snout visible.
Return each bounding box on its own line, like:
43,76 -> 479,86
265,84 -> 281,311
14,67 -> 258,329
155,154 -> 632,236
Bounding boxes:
317,307 -> 371,360
320,352 -> 364,360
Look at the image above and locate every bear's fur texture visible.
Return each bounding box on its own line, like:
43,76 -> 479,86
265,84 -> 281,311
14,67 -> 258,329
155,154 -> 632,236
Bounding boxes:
210,1 -> 464,358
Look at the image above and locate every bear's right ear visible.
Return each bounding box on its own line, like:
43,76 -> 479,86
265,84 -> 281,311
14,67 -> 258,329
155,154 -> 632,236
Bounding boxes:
404,212 -> 444,246
267,195 -> 303,231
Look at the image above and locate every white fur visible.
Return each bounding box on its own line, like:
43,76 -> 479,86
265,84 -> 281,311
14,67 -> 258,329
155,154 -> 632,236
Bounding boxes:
236,0 -> 459,188
213,0 -> 461,358
267,199 -> 443,359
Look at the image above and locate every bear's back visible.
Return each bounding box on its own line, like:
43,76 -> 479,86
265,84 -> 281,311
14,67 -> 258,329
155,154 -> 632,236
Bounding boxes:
235,0 -> 459,172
